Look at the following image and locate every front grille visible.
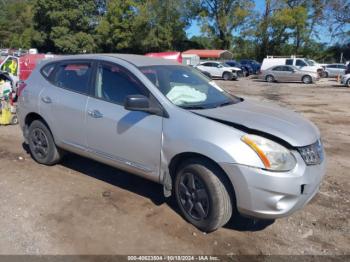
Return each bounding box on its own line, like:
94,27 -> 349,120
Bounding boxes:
298,140 -> 324,166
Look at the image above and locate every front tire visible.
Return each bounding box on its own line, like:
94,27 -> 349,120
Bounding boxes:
28,120 -> 63,165
222,72 -> 232,81
175,159 -> 233,232
302,75 -> 312,84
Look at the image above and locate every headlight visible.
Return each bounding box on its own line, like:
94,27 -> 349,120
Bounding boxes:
241,134 -> 296,171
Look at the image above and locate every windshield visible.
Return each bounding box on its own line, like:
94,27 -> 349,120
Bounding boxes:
140,65 -> 240,109
306,59 -> 315,66
223,63 -> 234,67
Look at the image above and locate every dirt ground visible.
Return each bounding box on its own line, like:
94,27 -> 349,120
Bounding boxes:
0,78 -> 349,256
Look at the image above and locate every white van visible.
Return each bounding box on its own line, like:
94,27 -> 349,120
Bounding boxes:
261,56 -> 323,74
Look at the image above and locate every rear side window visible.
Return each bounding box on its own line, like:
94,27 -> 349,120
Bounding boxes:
41,63 -> 56,78
52,62 -> 92,95
286,59 -> 293,65
95,63 -> 148,105
284,66 -> 294,71
272,66 -> 283,71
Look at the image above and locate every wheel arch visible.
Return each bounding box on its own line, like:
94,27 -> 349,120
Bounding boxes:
302,74 -> 312,83
222,71 -> 233,79
265,74 -> 275,81
168,152 -> 237,204
24,112 -> 54,141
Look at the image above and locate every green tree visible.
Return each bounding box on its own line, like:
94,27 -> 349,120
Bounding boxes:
95,0 -> 140,53
136,0 -> 192,52
195,0 -> 255,50
326,0 -> 350,41
252,0 -> 327,60
32,0 -> 98,53
0,0 -> 35,49
96,0 -> 193,53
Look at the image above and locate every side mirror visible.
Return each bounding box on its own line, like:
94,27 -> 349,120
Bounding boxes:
124,95 -> 164,116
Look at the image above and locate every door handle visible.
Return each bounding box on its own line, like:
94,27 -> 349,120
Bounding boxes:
41,96 -> 52,104
88,110 -> 103,118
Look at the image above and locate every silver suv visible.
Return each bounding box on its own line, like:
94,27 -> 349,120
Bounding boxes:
18,54 -> 326,232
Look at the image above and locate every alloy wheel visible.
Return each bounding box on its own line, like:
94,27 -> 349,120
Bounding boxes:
31,128 -> 49,159
303,76 -> 312,84
178,172 -> 210,221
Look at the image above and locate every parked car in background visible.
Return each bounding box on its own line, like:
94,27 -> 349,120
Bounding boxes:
346,63 -> 350,75
18,54 -> 326,232
0,54 -> 55,82
225,60 -> 252,76
196,61 -> 241,80
239,59 -> 261,74
261,65 -> 319,84
323,64 -> 347,78
195,67 -> 212,79
340,74 -> 350,87
261,56 -> 323,76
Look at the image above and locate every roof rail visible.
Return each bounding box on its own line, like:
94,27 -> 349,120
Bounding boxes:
266,55 -> 302,59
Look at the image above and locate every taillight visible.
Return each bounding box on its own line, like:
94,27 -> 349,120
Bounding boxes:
17,81 -> 27,97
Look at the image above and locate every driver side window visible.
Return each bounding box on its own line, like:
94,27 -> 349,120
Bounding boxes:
95,63 -> 148,105
296,60 -> 306,67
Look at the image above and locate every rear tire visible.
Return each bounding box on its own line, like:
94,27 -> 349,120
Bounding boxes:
324,71 -> 329,78
266,75 -> 275,83
346,79 -> 350,88
174,158 -> 233,232
28,120 -> 63,165
302,75 -> 312,84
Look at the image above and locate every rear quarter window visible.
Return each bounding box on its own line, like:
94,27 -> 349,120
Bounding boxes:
286,59 -> 293,65
41,63 -> 56,79
51,62 -> 92,95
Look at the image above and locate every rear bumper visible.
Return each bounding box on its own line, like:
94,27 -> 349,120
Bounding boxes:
220,151 -> 326,219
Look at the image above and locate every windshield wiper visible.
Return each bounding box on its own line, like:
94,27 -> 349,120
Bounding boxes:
180,105 -> 206,110
216,101 -> 233,108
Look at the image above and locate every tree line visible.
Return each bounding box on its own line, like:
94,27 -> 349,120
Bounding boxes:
0,0 -> 349,62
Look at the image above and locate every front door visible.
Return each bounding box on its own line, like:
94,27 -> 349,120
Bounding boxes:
86,61 -> 163,181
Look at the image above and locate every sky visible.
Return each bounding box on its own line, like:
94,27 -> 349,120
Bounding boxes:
185,0 -> 338,44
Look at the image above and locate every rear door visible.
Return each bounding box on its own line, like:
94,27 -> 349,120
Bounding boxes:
271,66 -> 286,81
39,60 -> 93,150
85,61 -> 163,181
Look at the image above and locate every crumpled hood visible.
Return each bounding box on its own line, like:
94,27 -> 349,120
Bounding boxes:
193,100 -> 320,147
